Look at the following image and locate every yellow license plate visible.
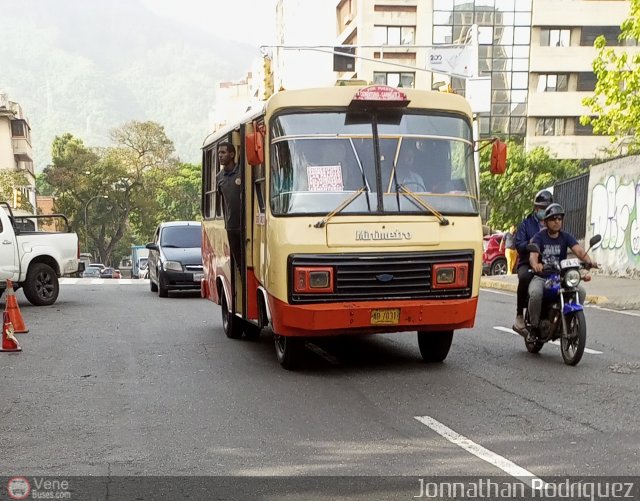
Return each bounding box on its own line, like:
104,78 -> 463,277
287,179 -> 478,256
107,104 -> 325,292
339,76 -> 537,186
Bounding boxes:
371,308 -> 400,325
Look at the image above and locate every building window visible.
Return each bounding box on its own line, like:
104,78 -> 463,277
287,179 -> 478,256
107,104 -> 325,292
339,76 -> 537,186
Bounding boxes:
581,26 -> 622,46
577,72 -> 597,91
535,118 -> 566,136
11,120 -> 26,137
540,28 -> 570,47
374,26 -> 415,46
373,72 -> 415,88
575,118 -> 594,136
537,74 -> 569,92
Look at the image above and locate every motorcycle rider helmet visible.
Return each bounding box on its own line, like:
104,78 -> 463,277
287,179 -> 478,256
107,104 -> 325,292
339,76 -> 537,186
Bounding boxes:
543,203 -> 565,220
534,189 -> 553,208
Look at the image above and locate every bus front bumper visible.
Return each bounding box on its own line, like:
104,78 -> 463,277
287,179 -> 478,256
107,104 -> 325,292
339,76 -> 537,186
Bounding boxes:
268,296 -> 478,337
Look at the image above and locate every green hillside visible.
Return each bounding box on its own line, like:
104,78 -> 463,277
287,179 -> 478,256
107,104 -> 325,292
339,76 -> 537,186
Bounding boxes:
0,0 -> 255,168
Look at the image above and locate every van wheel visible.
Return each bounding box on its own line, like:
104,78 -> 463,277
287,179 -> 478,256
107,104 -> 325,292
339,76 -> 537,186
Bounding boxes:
417,330 -> 453,363
23,263 -> 59,306
274,334 -> 304,370
221,293 -> 243,339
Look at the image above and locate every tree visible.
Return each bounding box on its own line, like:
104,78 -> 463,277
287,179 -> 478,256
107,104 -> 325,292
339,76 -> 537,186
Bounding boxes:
44,122 -> 178,265
582,0 -> 640,152
480,141 -> 582,230
0,171 -> 34,212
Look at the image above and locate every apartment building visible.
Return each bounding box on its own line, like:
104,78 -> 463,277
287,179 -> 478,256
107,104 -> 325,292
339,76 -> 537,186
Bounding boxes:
527,0 -> 636,159
0,92 -> 36,212
270,0 -> 635,161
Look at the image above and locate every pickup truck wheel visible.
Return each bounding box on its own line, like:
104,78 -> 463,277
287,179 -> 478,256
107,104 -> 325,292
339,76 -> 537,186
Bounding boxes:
23,263 -> 59,306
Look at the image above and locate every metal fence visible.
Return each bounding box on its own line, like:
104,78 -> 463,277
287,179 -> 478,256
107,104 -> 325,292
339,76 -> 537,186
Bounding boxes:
553,172 -> 590,241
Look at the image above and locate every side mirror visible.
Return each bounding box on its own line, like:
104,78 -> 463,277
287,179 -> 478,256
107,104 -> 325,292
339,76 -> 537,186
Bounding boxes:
589,234 -> 602,248
246,125 -> 265,166
490,140 -> 507,175
145,243 -> 159,251
527,243 -> 541,254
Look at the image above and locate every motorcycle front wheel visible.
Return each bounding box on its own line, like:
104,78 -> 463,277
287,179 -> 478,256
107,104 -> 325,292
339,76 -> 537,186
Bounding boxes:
561,311 -> 586,366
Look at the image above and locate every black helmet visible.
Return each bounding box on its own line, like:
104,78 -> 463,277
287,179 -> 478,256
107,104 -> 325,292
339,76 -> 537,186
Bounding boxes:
543,203 -> 565,220
534,189 -> 553,208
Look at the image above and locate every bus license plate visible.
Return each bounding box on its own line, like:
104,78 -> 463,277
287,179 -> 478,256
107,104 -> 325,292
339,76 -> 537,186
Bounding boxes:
371,308 -> 400,325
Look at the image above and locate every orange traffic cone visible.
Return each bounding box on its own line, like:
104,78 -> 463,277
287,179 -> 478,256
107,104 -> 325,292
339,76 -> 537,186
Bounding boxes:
1,311 -> 21,352
5,280 -> 28,334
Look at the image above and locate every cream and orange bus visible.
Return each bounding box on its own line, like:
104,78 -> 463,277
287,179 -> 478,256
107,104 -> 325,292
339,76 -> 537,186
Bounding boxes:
201,85 -> 505,369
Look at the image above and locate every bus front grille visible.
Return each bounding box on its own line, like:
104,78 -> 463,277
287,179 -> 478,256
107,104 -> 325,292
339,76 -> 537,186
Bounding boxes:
289,251 -> 474,304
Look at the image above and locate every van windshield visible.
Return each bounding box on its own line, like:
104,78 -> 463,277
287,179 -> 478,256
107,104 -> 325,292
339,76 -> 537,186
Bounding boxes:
269,111 -> 477,216
160,225 -> 201,248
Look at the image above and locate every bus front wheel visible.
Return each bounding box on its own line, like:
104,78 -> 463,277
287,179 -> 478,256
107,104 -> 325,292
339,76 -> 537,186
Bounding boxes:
274,334 -> 303,370
417,330 -> 453,363
221,293 -> 243,339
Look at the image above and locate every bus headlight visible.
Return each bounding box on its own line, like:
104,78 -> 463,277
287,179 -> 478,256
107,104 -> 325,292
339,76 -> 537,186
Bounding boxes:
564,269 -> 581,288
293,267 -> 333,293
432,263 -> 469,289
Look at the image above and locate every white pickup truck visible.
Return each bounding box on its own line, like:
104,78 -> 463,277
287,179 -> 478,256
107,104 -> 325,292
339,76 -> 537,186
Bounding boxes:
0,203 -> 82,306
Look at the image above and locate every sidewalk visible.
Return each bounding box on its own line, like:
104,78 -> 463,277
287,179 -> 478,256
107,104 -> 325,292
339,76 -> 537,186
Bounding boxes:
480,273 -> 640,311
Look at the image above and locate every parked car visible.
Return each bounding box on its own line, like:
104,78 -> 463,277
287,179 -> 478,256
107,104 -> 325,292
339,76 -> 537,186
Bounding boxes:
82,267 -> 102,278
482,233 -> 508,275
100,267 -> 117,279
146,221 -> 203,298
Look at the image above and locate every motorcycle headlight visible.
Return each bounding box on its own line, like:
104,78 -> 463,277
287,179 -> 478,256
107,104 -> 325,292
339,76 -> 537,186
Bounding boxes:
564,269 -> 581,287
164,260 -> 183,272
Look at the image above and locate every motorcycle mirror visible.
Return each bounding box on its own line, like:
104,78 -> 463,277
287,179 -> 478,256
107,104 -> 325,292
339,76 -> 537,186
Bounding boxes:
527,243 -> 541,253
589,234 -> 602,248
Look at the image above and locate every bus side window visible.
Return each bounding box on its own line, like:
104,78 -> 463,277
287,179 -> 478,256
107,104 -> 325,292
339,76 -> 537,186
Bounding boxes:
254,163 -> 266,213
203,148 -> 216,219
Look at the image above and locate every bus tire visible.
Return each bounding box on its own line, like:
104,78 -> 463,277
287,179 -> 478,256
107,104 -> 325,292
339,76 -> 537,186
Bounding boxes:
417,330 -> 453,363
221,292 -> 243,339
274,334 -> 303,370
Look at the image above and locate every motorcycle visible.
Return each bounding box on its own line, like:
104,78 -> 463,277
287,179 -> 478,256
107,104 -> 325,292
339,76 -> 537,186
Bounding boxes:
521,234 -> 602,366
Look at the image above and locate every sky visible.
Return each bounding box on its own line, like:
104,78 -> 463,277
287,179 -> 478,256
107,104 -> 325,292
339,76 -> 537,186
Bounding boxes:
140,0 -> 278,47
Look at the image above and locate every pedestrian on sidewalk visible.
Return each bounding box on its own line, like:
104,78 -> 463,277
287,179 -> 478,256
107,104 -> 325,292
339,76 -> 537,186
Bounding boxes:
499,224 -> 517,274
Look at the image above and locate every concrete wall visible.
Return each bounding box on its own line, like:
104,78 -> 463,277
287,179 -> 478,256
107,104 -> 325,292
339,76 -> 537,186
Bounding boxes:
586,155 -> 640,277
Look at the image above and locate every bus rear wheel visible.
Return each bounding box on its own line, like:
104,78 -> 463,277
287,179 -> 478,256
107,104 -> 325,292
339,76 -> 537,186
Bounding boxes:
417,330 -> 453,363
274,334 -> 303,370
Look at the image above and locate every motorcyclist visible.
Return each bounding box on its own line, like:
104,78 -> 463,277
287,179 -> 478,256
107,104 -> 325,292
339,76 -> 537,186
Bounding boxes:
512,189 -> 553,333
527,203 -> 597,341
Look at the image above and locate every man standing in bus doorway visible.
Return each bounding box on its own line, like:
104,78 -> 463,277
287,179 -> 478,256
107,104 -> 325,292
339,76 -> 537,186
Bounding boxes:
216,142 -> 243,281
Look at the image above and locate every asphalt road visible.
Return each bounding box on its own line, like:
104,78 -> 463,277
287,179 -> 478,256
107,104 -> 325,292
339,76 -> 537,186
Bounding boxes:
2,281 -> 639,487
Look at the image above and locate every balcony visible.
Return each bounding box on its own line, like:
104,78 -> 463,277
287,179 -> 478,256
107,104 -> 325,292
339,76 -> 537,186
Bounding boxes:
527,91 -> 593,117
12,137 -> 32,162
526,134 -> 613,160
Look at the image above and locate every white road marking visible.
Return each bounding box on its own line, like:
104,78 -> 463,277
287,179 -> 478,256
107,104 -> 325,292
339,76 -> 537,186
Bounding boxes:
414,415 -> 547,490
480,288 -> 514,296
60,278 -> 147,285
493,326 -> 603,354
590,305 -> 640,317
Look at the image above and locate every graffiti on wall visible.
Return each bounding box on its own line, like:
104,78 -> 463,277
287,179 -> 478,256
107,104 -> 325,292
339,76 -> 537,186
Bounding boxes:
589,175 -> 640,257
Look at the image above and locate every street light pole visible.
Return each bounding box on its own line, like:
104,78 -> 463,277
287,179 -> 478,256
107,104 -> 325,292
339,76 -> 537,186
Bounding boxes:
84,195 -> 108,254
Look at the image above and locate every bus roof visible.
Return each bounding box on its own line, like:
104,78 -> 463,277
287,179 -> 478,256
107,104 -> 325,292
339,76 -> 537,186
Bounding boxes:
202,86 -> 472,150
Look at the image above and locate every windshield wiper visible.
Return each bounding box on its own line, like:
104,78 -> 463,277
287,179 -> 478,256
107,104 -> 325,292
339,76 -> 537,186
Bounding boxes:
314,187 -> 367,228
397,185 -> 450,226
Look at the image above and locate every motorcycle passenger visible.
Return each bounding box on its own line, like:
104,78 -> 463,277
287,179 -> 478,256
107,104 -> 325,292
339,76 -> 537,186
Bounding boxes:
527,203 -> 596,341
513,189 -> 554,333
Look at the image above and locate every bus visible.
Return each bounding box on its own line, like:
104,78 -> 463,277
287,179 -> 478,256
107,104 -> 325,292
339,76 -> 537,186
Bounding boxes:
201,85 -> 505,369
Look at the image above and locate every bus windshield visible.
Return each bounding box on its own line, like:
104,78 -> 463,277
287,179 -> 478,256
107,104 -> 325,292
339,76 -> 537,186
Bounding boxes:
269,111 -> 477,216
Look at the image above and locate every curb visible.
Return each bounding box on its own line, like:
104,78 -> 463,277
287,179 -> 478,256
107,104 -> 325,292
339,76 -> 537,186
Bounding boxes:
479,277 -> 609,305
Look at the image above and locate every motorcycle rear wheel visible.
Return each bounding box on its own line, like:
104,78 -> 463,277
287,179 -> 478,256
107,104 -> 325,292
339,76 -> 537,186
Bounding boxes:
561,311 -> 586,366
